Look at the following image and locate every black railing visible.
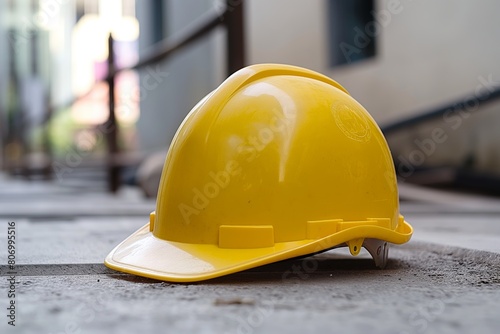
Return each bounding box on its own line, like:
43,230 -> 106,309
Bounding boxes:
381,87 -> 500,134
22,0 -> 245,192
381,79 -> 500,194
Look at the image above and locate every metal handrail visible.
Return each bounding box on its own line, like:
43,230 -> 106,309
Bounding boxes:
381,87 -> 500,134
116,9 -> 224,74
42,1 -> 245,192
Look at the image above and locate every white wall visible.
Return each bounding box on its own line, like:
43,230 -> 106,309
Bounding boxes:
247,0 -> 500,124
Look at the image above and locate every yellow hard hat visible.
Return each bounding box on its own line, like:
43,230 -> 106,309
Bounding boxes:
105,64 -> 413,282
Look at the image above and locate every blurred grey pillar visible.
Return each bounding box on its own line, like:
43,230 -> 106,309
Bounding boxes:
106,34 -> 120,193
225,0 -> 245,75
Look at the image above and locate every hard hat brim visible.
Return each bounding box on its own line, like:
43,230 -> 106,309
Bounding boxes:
105,220 -> 413,282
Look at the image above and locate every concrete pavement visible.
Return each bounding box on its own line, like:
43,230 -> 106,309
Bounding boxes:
1,176 -> 500,333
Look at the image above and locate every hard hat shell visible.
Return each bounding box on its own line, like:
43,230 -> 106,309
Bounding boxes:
105,64 -> 413,282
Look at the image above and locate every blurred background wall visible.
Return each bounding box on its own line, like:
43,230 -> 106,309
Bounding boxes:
135,0 -> 225,153
245,0 -> 500,189
248,0 -> 500,123
1,0 -> 499,193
